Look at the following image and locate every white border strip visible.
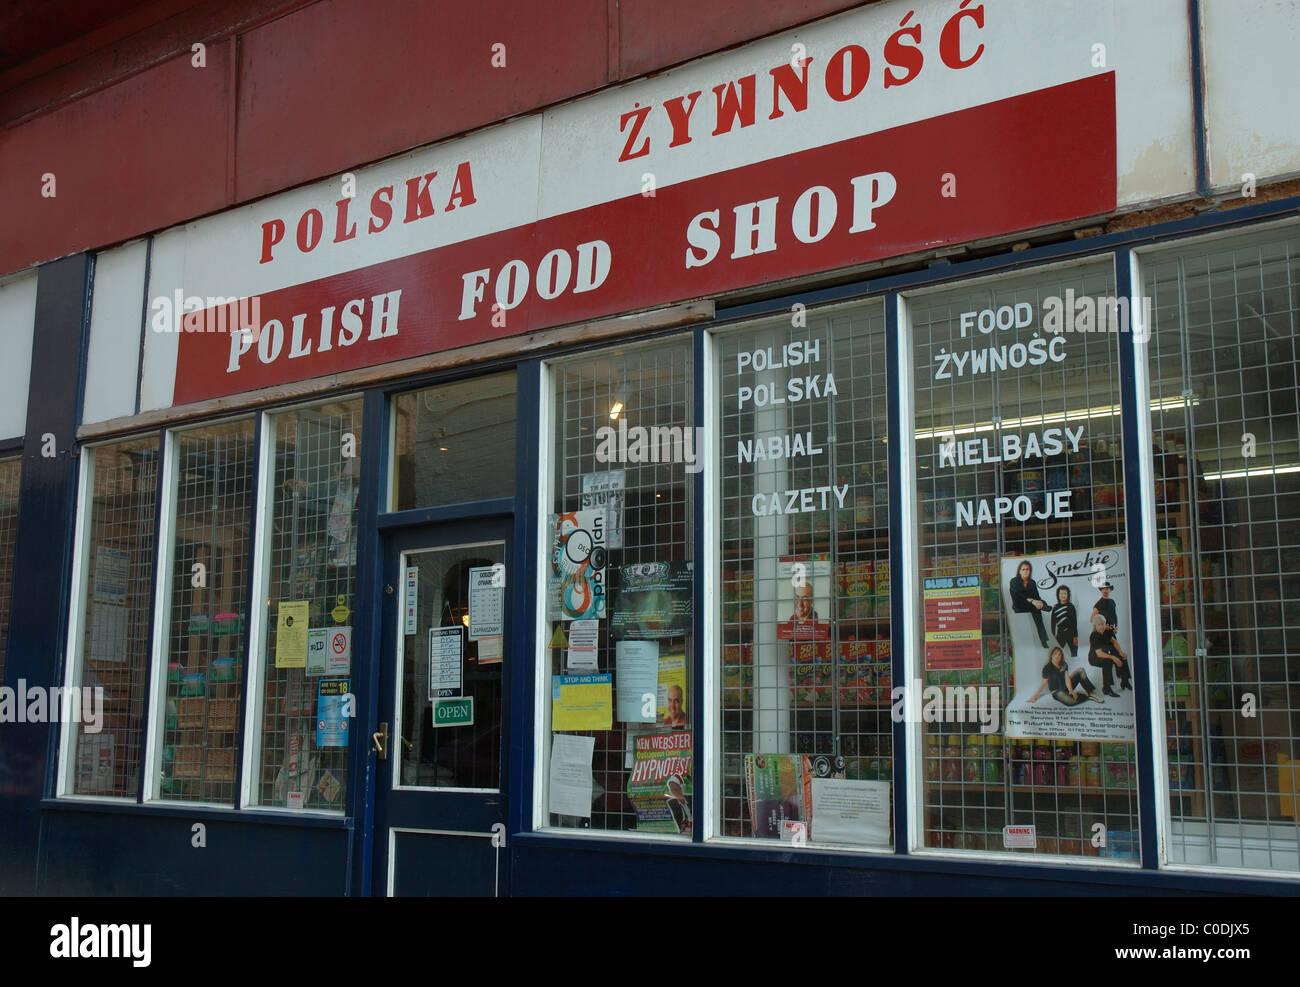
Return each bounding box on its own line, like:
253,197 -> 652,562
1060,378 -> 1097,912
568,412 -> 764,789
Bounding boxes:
142,428 -> 179,802
239,414 -> 276,807
895,291 -> 923,852
701,328 -> 720,841
56,445 -> 97,797
532,361 -> 555,830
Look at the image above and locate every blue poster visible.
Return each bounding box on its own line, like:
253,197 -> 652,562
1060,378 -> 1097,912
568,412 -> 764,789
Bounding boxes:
316,678 -> 351,748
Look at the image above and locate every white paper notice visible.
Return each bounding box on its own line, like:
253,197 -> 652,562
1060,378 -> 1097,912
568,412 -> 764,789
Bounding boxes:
89,602 -> 128,663
810,779 -> 891,845
477,635 -> 503,664
566,619 -> 600,671
548,733 -> 595,818
428,626 -> 464,699
467,565 -> 504,640
93,547 -> 130,605
615,640 -> 658,722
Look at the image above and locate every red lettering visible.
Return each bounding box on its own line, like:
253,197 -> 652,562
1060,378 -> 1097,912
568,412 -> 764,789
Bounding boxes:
403,172 -> 438,224
768,60 -> 812,119
825,45 -> 870,101
711,75 -> 757,135
618,103 -> 652,161
259,218 -> 285,264
884,11 -> 924,89
333,198 -> 357,243
368,186 -> 394,234
663,91 -> 702,148
940,0 -> 985,69
296,209 -> 323,252
445,161 -> 477,210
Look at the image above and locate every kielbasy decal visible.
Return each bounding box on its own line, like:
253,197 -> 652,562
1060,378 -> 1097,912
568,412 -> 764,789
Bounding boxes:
174,76 -> 1116,404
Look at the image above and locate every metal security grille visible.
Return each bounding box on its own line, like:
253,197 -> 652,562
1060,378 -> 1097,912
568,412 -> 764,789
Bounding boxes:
159,420 -> 255,803
547,338 -> 693,833
1146,224 -> 1300,871
0,456 -> 19,685
909,262 -> 1140,860
70,439 -> 158,796
254,401 -> 361,810
718,303 -> 891,843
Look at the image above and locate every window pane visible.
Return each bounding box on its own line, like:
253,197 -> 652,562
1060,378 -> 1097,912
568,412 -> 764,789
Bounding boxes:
392,372 -> 516,510
717,301 -> 893,846
544,339 -> 694,834
156,419 -> 255,803
1146,224 -> 1300,872
910,261 -> 1140,860
0,456 -> 19,684
251,401 -> 362,810
67,439 -> 157,796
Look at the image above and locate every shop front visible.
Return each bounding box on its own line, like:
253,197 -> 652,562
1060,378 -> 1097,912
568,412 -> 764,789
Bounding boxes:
3,0 -> 1300,896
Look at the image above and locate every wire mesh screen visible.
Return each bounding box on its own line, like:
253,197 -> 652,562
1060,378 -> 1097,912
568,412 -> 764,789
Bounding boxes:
1145,223 -> 1300,871
158,420 -> 255,803
545,337 -> 694,834
718,302 -> 892,845
69,439 -> 158,796
253,401 -> 361,810
909,261 -> 1141,860
0,456 -> 20,685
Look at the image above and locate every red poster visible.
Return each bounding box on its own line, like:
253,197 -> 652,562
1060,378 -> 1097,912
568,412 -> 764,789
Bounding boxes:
924,574 -> 983,670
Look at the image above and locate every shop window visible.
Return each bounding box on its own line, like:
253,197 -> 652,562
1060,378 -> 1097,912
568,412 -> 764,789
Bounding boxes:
541,339 -> 694,834
1145,223 -> 1300,872
909,261 -> 1140,860
0,456 -> 19,684
151,419 -> 256,803
249,401 -> 362,810
60,439 -> 156,796
717,302 -> 893,847
391,371 -> 516,510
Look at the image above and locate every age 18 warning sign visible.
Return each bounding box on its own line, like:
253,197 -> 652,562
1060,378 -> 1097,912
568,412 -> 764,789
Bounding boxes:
923,574 -> 982,671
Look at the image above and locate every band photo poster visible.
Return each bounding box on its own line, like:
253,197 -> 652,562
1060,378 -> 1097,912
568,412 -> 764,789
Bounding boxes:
1002,545 -> 1135,742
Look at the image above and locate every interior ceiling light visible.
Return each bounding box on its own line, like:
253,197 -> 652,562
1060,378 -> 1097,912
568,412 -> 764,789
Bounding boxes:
915,396 -> 1199,441
609,401 -> 624,421
1204,464 -> 1300,481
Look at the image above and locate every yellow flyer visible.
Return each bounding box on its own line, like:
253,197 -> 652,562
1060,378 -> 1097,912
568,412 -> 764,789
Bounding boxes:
275,600 -> 310,668
552,673 -> 613,731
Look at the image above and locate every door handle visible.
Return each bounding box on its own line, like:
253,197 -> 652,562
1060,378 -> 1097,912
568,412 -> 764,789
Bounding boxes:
372,722 -> 389,759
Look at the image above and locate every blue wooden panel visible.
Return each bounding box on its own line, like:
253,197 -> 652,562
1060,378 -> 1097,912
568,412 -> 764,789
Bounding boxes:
0,254 -> 91,895
391,830 -> 499,897
38,809 -> 350,895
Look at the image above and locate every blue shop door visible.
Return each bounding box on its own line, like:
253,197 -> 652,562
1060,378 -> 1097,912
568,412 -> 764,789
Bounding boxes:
372,519 -> 511,896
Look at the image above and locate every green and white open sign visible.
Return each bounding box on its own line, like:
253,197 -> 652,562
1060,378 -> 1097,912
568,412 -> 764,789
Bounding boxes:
432,697 -> 473,728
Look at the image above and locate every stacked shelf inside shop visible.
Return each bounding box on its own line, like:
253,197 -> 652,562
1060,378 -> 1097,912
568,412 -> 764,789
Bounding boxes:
720,468 -> 895,839
1155,445 -> 1208,819
159,428 -> 254,803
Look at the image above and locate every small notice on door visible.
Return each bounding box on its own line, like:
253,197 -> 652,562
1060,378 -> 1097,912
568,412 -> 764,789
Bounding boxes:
403,566 -> 418,635
428,626 -> 464,699
316,678 -> 351,748
923,574 -> 983,671
468,565 -> 504,640
551,673 -> 613,731
275,600 -> 310,668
